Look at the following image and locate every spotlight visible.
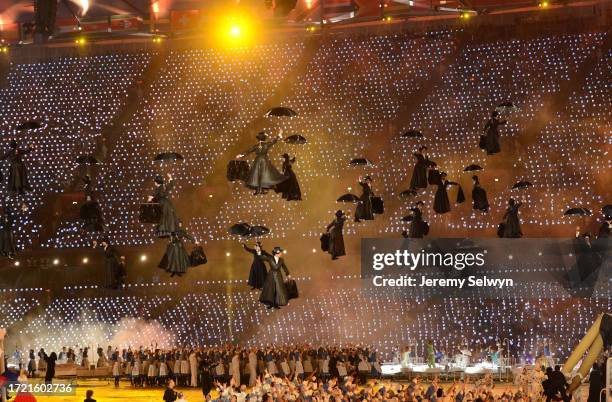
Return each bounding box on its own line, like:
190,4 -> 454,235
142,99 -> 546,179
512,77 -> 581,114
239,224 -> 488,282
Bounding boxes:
0,46 -> 8,53
312,249 -> 316,253
14,261 -> 20,267
75,37 -> 86,45
226,252 -> 231,257
538,1 -> 549,7
140,254 -> 147,262
460,11 -> 471,19
82,257 -> 89,264
229,25 -> 241,37
53,258 -> 60,265
383,15 -> 392,22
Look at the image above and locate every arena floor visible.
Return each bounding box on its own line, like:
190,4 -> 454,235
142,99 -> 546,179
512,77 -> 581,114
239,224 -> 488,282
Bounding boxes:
22,379 -> 592,402
26,379 -> 206,402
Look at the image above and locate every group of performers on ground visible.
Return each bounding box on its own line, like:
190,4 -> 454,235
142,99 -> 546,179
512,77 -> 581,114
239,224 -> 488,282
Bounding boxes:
5,339 -> 609,402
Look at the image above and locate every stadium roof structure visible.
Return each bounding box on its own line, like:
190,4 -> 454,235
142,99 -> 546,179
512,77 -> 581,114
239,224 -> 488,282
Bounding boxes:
0,0 -> 597,25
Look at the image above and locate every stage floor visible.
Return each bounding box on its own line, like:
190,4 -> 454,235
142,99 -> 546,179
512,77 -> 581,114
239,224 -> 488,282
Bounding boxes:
21,379 -> 592,402
26,379 -> 205,402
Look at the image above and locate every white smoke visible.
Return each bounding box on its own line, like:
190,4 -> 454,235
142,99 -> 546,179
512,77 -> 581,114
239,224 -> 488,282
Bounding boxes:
10,312 -> 175,354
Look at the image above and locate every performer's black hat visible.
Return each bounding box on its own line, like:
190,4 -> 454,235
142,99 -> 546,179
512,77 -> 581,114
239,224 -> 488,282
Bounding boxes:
272,246 -> 283,254
336,210 -> 344,218
256,131 -> 267,141
491,110 -> 499,117
364,175 -> 372,181
154,175 -> 164,184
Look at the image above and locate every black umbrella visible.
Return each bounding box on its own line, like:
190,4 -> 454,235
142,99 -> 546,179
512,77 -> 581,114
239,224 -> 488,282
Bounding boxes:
399,189 -> 417,198
464,164 -> 483,172
400,130 -> 423,138
265,107 -> 297,117
512,180 -> 533,190
229,223 -> 251,237
284,135 -> 307,145
16,121 -> 42,131
337,194 -> 360,203
349,158 -> 373,167
248,225 -> 270,237
401,215 -> 414,222
564,208 -> 592,217
602,205 -> 612,217
76,155 -> 102,165
154,152 -> 184,162
496,102 -> 519,113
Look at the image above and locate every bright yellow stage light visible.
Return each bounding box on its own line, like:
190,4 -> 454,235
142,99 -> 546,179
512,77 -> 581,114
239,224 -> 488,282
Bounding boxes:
212,9 -> 257,48
229,25 -> 241,37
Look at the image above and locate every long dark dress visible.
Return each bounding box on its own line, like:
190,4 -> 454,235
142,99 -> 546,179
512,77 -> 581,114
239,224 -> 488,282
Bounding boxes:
433,181 -> 457,214
587,364 -> 604,402
275,158 -> 302,200
158,228 -> 194,276
502,202 -> 522,238
354,182 -> 374,222
597,221 -> 610,238
601,313 -> 612,348
472,183 -> 490,212
200,360 -> 215,397
409,207 -> 427,238
80,177 -> 105,232
572,236 -> 601,285
152,181 -> 179,238
409,152 -> 428,190
244,139 -> 287,191
103,245 -> 121,289
243,244 -> 268,289
43,353 -> 56,384
259,255 -> 290,308
484,117 -> 507,155
2,147 -> 32,194
326,216 -> 346,258
0,205 -> 16,257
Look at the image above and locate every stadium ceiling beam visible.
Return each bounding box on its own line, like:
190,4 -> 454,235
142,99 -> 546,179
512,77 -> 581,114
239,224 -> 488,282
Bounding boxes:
59,0 -> 81,23
457,0 -> 474,7
117,0 -> 147,17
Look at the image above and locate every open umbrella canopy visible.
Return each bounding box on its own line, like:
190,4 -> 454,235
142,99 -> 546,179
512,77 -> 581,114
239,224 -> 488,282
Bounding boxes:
229,223 -> 252,237
337,193 -> 360,203
265,107 -> 297,117
399,189 -> 417,198
400,130 -> 423,138
564,208 -> 592,216
248,225 -> 270,237
284,135 -> 307,144
349,158 -> 373,167
76,154 -> 102,165
16,120 -> 42,131
464,164 -> 483,172
496,102 -> 519,113
154,152 -> 184,162
512,180 -> 533,190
